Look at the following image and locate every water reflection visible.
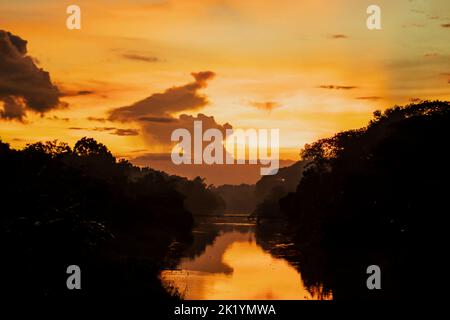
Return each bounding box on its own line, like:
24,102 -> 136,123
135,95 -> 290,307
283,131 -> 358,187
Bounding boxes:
161,216 -> 330,300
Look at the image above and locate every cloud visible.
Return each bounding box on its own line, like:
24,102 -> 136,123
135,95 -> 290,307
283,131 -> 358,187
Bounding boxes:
109,71 -> 215,121
318,85 -> 357,90
0,30 -> 64,121
330,34 -> 348,39
87,116 -> 107,122
77,90 -> 95,95
108,71 -> 230,147
138,116 -> 177,123
111,128 -> 140,136
356,96 -> 382,101
60,89 -> 96,97
249,101 -> 282,112
69,127 -> 139,136
441,24 -> 450,28
140,112 -> 232,145
47,115 -> 70,122
0,96 -> 26,120
122,53 -> 160,63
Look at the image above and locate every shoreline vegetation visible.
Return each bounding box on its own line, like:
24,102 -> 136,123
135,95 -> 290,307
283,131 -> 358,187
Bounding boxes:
0,137 -> 222,299
1,100 -> 448,300
256,100 -> 449,300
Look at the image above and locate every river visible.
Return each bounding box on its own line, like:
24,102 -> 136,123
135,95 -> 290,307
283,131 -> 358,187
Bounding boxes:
160,214 -> 331,300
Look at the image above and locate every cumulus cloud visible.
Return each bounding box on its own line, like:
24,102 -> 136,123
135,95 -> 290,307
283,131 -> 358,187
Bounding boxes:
142,113 -> 231,144
0,30 -> 64,121
108,71 -> 231,147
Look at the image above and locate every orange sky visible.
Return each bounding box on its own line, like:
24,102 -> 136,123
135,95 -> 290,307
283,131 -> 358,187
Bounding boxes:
1,0 -> 449,183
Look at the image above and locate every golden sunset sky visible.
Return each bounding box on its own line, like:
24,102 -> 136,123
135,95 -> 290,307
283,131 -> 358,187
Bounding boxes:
1,0 -> 449,183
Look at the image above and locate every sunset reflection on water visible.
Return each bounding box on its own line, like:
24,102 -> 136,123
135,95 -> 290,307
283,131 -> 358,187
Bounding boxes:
161,222 -> 331,300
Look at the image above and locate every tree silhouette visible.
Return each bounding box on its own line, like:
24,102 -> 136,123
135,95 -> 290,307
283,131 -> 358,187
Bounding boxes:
0,136 -> 223,298
258,100 -> 450,300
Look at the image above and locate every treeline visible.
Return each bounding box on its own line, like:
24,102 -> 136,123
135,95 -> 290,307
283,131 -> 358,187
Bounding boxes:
211,162 -> 309,215
0,137 -> 222,298
274,101 -> 449,300
254,160 -> 309,218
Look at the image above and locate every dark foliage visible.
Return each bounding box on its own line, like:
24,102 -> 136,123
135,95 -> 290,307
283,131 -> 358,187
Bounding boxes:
0,137 -> 220,298
279,101 -> 449,300
212,184 -> 256,213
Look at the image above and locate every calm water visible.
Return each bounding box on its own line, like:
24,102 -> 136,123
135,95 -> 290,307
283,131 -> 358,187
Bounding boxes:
161,215 -> 331,300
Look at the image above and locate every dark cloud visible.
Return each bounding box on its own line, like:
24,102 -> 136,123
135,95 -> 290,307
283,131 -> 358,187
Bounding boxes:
356,96 -> 382,101
249,101 -> 282,112
77,90 -> 95,95
47,115 -> 70,122
138,116 -> 177,123
441,24 -> 450,28
87,116 -> 108,122
109,71 -> 215,121
330,34 -> 348,39
0,96 -> 26,120
122,54 -> 160,63
318,85 -> 357,90
61,89 -> 95,97
112,128 -> 140,136
0,30 -> 64,121
69,126 -> 139,136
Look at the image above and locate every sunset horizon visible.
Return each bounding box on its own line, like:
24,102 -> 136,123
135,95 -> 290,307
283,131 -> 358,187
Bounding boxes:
2,0 -> 449,184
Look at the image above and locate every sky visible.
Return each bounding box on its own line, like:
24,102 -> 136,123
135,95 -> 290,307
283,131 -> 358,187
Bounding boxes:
1,0 -> 449,184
